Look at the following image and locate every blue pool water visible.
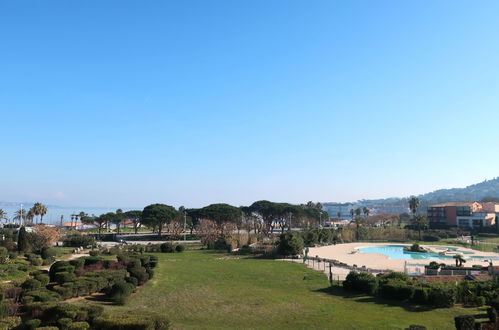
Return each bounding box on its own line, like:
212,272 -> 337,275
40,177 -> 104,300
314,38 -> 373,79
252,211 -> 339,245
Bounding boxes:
357,245 -> 495,261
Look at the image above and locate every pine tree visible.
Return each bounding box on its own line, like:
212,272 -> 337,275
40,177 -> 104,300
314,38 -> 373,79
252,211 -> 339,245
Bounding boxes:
17,226 -> 29,252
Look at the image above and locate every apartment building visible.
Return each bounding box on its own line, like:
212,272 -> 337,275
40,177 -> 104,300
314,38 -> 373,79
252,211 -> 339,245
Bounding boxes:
427,202 -> 498,229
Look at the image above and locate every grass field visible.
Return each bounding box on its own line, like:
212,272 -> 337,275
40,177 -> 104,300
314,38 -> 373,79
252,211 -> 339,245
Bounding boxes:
78,250 -> 484,330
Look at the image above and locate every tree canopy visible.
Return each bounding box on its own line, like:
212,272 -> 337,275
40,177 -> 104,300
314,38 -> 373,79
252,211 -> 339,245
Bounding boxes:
142,204 -> 177,237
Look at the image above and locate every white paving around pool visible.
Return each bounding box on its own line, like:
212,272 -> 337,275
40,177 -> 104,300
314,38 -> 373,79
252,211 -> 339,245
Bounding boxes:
308,242 -> 499,273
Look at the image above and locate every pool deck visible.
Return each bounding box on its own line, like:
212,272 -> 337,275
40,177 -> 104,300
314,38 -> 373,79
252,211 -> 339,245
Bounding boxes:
308,242 -> 499,273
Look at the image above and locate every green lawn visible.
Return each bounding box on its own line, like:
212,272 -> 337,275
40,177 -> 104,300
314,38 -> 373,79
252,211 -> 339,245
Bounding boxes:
78,250 -> 483,330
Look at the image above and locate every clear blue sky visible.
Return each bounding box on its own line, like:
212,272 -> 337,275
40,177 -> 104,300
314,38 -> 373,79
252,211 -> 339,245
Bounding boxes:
1,1 -> 498,208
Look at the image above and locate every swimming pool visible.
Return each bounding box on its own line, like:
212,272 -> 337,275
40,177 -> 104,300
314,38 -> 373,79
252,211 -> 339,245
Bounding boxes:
357,245 -> 497,261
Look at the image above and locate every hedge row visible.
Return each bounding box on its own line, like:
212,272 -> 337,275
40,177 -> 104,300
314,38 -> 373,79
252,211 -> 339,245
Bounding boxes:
343,271 -> 498,308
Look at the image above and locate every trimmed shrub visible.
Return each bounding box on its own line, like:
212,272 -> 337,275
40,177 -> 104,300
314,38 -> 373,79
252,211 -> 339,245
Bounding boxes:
49,261 -> 74,281
378,279 -> 414,301
89,250 -> 100,257
54,272 -> 76,283
128,267 -> 149,285
62,233 -> 95,247
149,255 -> 158,268
454,315 -> 475,330
343,271 -> 378,295
30,257 -> 43,266
0,317 -> 21,330
35,274 -> 50,286
175,245 -> 185,253
160,243 -> 175,253
429,284 -> 456,308
411,287 -> 430,304
125,277 -> 138,287
0,301 -> 11,318
146,268 -> 154,279
69,321 -> 90,330
58,317 -> 73,330
108,282 -> 134,305
93,314 -> 170,330
23,289 -> 61,303
84,304 -> 104,321
42,304 -> 80,324
69,258 -> 85,270
22,278 -> 42,290
82,256 -> 103,266
487,307 -> 497,323
24,318 -> 41,330
422,235 -> 440,242
41,247 -> 57,260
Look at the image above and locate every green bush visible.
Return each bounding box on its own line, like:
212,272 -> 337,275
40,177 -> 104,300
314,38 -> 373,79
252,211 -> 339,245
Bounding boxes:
54,272 -> 76,283
24,318 -> 41,330
277,232 -> 304,256
69,321 -> 90,330
125,277 -> 138,287
160,243 -> 175,253
0,301 -> 10,318
128,267 -> 149,285
93,314 -> 170,330
146,268 -> 154,279
69,258 -> 86,269
343,271 -> 378,295
0,317 -> 21,330
42,304 -> 81,324
84,304 -> 104,321
58,317 -> 73,330
429,284 -> 456,308
175,244 -> 185,253
22,289 -> 61,303
22,278 -> 42,290
422,235 -> 440,242
62,234 -> 95,247
108,282 -> 134,305
35,274 -> 50,286
411,287 -> 430,304
378,279 -> 414,301
89,250 -> 100,257
49,261 -> 74,281
41,247 -> 57,260
487,307 -> 498,323
454,315 -> 475,330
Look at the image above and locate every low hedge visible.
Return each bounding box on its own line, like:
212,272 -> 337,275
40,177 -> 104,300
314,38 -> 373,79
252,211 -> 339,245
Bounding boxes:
93,313 -> 170,330
343,271 -> 378,295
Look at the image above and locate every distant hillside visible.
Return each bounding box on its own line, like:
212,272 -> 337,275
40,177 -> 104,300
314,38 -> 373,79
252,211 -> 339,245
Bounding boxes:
418,177 -> 499,203
324,177 -> 499,216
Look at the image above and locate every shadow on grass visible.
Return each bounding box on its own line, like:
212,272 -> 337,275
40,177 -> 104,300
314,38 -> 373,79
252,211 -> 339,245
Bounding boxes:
315,286 -> 437,313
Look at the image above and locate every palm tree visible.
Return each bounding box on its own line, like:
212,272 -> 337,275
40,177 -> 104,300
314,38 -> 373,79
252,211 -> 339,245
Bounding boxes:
453,254 -> 466,267
408,196 -> 420,216
13,208 -> 27,225
362,207 -> 370,218
38,204 -> 48,224
0,209 -> 7,223
412,215 -> 428,241
26,208 -> 35,225
33,202 -> 48,224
